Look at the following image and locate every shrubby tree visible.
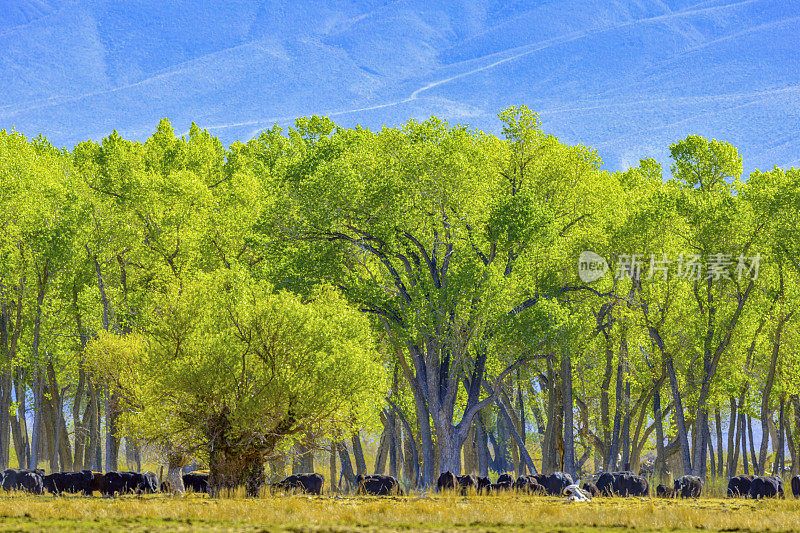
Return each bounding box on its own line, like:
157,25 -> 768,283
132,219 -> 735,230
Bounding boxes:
86,270 -> 386,496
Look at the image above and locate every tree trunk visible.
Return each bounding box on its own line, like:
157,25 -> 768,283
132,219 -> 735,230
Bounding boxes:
714,408 -> 723,476
12,374 -> 30,469
165,452 -> 188,493
517,375 -> 526,475
759,315 -> 786,474
775,398 -> 785,476
543,358 -> 563,473
389,401 -> 419,486
496,406 -> 512,473
562,353 -> 576,478
386,411 -> 398,478
72,283 -> 89,471
486,382 -> 538,474
705,422 -> 716,478
0,302 -> 12,470
337,441 -> 357,491
653,381 -> 666,480
352,433 -> 367,476
621,381 -> 631,470
740,412 -> 749,475
87,380 -> 102,471
475,414 -> 490,478
606,338 -> 625,471
29,373 -> 43,469
783,405 -> 796,477
373,428 -> 388,475
726,397 -> 738,478
665,355 -> 692,474
105,386 -> 119,472
748,415 -> 759,476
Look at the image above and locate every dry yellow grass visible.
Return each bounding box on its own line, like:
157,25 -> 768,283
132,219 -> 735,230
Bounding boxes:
0,491 -> 798,532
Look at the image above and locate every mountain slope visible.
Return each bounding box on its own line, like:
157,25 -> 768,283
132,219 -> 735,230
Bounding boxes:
1,0 -> 798,172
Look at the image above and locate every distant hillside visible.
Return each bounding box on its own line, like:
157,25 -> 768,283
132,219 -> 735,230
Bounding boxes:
1,0 -> 798,172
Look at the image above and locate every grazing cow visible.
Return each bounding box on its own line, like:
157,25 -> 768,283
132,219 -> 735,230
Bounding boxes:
476,476 -> 491,494
1,468 -> 45,494
596,472 -> 615,496
749,476 -> 781,499
674,475 -> 703,498
727,475 -> 754,498
457,474 -> 478,495
272,473 -> 323,495
656,484 -> 676,498
436,471 -> 458,492
775,475 -> 786,498
90,472 -> 105,494
513,475 -> 545,495
581,482 -> 599,498
595,471 -> 646,497
487,481 -> 512,494
43,471 -> 95,495
183,472 -> 210,493
356,474 -> 403,496
545,472 -> 574,496
497,473 -> 514,485
611,472 -> 649,497
791,475 -> 800,498
102,471 -> 151,496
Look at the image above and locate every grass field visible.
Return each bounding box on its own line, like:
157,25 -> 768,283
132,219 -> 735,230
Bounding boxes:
0,492 -> 798,532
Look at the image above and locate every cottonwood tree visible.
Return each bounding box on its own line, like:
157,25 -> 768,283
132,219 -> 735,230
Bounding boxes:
86,270 -> 386,496
253,107 -> 607,482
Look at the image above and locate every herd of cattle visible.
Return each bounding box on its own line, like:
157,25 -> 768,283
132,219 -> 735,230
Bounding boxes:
2,467 -> 800,500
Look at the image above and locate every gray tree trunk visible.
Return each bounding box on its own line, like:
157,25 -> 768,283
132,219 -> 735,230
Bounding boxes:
337,441 -> 357,491
562,353 -> 576,478
726,397 -> 739,478
715,409 -> 724,476
748,415 -> 759,475
665,355 -> 692,474
352,433 -> 367,476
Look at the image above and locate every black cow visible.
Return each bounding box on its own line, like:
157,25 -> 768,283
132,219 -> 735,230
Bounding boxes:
183,472 -> 210,493
356,474 -> 403,496
545,472 -> 574,495
727,475 -> 754,498
791,475 -> 800,498
748,476 -> 783,499
43,471 -> 95,495
674,475 -> 702,498
102,471 -> 151,496
513,475 -> 545,494
457,474 -> 478,495
1,468 -> 45,494
596,472 -> 616,495
613,472 -> 649,496
581,482 -> 599,498
656,484 -> 676,498
436,471 -> 457,492
476,476 -> 491,494
272,473 -> 323,495
487,481 -> 512,494
595,471 -> 646,497
497,473 -> 514,485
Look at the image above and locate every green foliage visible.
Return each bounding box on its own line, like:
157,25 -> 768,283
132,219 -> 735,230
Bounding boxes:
86,270 -> 386,462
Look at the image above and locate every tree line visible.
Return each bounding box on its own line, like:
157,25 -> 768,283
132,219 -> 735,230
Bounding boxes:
1,106 -> 798,493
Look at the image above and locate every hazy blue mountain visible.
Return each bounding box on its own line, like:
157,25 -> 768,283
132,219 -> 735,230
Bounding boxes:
1,0 -> 798,172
